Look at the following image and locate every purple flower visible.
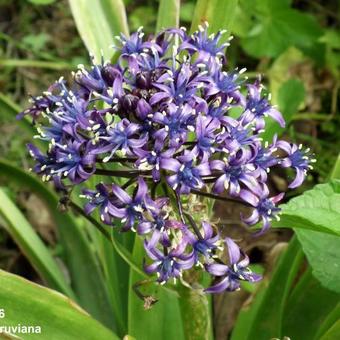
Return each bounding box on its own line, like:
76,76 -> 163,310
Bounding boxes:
206,97 -> 232,125
152,103 -> 195,146
183,222 -> 221,265
205,238 -> 261,293
218,120 -> 258,154
82,183 -> 124,225
249,138 -> 280,181
28,141 -> 95,184
17,82 -> 62,120
207,70 -> 242,100
110,177 -> 152,231
116,28 -> 162,57
151,63 -> 208,106
240,185 -> 284,232
137,198 -> 176,247
97,119 -> 147,161
191,115 -> 220,161
242,81 -> 285,131
277,141 -> 314,188
144,231 -> 194,283
210,153 -> 258,196
135,139 -> 175,181
179,23 -> 230,64
161,153 -> 211,194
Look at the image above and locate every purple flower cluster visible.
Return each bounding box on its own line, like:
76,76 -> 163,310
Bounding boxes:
19,24 -> 314,293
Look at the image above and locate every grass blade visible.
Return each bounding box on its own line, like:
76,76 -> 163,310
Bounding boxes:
68,0 -> 128,61
190,0 -> 239,34
320,320 -> 340,340
232,236 -> 303,340
101,0 -> 129,37
0,188 -> 75,298
282,268 -> 339,339
156,0 -> 180,31
0,59 -> 74,70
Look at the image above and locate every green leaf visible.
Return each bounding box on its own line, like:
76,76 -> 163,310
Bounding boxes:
68,0 -> 128,61
276,78 -> 305,123
240,1 -> 323,58
295,229 -> 340,294
180,2 -> 196,23
231,285 -> 267,340
156,0 -> 180,31
267,47 -> 306,104
273,180 -> 340,293
97,231 -> 131,334
0,160 -> 117,332
261,78 -> 305,141
0,269 -> 119,340
330,154 -> 340,181
0,59 -> 74,70
100,0 -> 129,38
22,33 -> 50,51
234,236 -> 303,340
128,238 -> 185,340
273,181 -> 340,236
190,0 -> 239,34
315,303 -> 340,339
282,269 -> 339,339
320,320 -> 340,340
27,0 -> 55,4
0,189 -> 74,298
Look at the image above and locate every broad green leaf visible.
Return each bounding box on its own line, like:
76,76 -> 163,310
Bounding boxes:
282,269 -> 339,339
241,236 -> 303,340
240,1 -> 323,58
267,47 -> 306,104
261,78 -> 305,141
68,0 -> 128,61
0,160 -> 117,332
273,181 -> 340,236
0,189 -> 74,298
296,229 -> 340,294
190,0 -> 239,35
0,269 -> 118,340
128,238 -> 185,340
156,0 -> 180,31
274,179 -> 340,293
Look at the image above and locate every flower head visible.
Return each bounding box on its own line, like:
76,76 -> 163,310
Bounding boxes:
19,25 -> 311,294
